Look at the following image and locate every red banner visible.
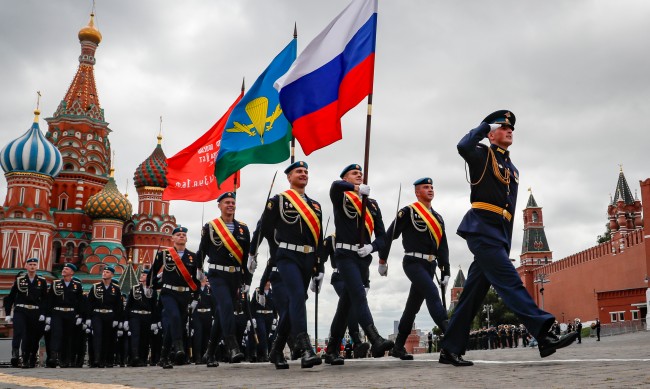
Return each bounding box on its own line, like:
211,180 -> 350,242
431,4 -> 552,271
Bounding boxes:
163,93 -> 243,202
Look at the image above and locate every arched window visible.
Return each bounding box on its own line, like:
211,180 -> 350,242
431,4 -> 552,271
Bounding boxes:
532,211 -> 539,223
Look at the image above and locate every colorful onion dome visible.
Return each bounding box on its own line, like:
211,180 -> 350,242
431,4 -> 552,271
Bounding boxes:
0,110 -> 63,177
85,170 -> 133,221
133,134 -> 168,188
78,13 -> 102,44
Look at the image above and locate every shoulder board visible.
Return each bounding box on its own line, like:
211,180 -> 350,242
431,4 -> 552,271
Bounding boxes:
238,221 -> 247,226
95,281 -> 103,286
73,279 -> 82,284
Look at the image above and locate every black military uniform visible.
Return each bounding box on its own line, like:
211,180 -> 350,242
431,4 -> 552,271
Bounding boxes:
87,267 -> 123,367
196,192 -> 251,364
47,263 -> 84,368
191,282 -> 215,364
375,177 -> 450,360
4,258 -> 48,368
147,226 -> 199,369
125,270 -> 158,366
250,286 -> 276,362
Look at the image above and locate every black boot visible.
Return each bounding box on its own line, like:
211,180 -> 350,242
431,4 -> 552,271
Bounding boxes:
173,340 -> 186,365
350,331 -> 370,359
160,346 -> 173,369
21,353 -> 30,369
391,333 -> 413,360
296,332 -> 321,369
364,324 -> 394,358
225,335 -> 244,363
287,334 -> 300,360
10,348 -> 20,367
269,332 -> 289,370
323,337 -> 344,366
204,340 -> 219,368
47,352 -> 59,368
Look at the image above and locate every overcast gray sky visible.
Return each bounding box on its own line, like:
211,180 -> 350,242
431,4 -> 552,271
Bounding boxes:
2,0 -> 650,337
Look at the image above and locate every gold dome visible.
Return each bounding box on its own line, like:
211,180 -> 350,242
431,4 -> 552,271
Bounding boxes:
78,13 -> 102,45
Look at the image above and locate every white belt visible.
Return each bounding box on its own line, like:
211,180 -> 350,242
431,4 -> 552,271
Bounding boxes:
271,267 -> 278,272
94,309 -> 113,313
131,310 -> 151,315
163,284 -> 190,292
209,264 -> 240,273
53,307 -> 75,312
196,308 -> 212,313
16,304 -> 39,310
278,242 -> 314,254
405,252 -> 436,262
331,268 -> 339,273
257,310 -> 273,314
335,243 -> 358,251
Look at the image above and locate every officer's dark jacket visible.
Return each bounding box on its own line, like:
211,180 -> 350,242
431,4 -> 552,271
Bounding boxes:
5,272 -> 48,316
194,285 -> 215,312
250,288 -> 275,315
457,122 -> 519,250
196,219 -> 252,285
87,281 -> 124,320
147,247 -> 199,294
47,277 -> 84,315
125,283 -> 159,320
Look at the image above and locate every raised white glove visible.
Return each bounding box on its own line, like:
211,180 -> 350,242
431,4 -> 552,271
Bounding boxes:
76,317 -> 82,326
117,330 -> 123,337
441,275 -> 450,286
488,123 -> 502,131
5,315 -> 12,324
45,317 -> 51,325
44,324 -> 51,332
242,284 -> 250,294
310,272 -> 324,293
247,254 -> 258,273
359,184 -> 371,196
123,321 -> 129,331
151,323 -> 158,331
378,263 -> 388,277
39,315 -> 45,322
112,320 -> 119,328
118,322 -> 123,329
85,319 -> 92,327
190,300 -> 198,311
357,244 -> 373,257
257,292 -> 266,307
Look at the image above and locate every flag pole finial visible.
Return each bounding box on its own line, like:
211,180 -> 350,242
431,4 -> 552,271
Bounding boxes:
294,22 -> 297,39
241,77 -> 245,93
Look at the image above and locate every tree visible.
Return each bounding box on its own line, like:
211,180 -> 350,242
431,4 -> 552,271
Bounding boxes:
597,223 -> 611,243
472,287 -> 517,329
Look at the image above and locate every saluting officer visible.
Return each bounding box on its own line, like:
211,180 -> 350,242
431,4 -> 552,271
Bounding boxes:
439,110 -> 577,367
147,225 -> 200,369
47,263 -> 84,368
328,164 -> 393,358
87,266 -> 123,368
374,177 -> 451,360
4,258 -> 48,368
125,269 -> 158,366
248,161 -> 323,369
196,191 -> 251,364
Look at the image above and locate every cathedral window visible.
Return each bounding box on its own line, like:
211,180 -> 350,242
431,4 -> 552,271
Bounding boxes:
10,249 -> 18,268
14,211 -> 23,218
19,188 -> 25,204
35,213 -> 42,220
65,242 -> 74,258
35,189 -> 40,204
59,194 -> 68,211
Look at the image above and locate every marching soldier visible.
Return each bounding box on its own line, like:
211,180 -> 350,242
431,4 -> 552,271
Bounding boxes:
87,266 -> 123,367
125,269 -> 158,366
439,110 -> 577,367
327,164 -> 393,359
4,258 -> 48,368
248,161 -> 323,369
374,177 -> 451,360
147,225 -> 200,369
250,281 -> 276,363
196,191 -> 251,364
47,263 -> 84,368
191,276 -> 214,364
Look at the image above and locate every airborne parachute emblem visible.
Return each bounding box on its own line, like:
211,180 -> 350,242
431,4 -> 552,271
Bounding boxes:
224,97 -> 283,144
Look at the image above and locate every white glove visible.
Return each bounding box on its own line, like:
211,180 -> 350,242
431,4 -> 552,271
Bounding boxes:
151,323 -> 158,332
39,315 -> 45,322
5,315 -> 11,324
272,323 -> 277,331
83,324 -> 87,330
85,319 -> 92,327
310,272 -> 324,293
246,321 -> 251,331
112,320 -> 119,328
123,321 -> 129,331
441,275 -> 450,286
488,123 -> 502,131
378,263 -> 388,277
157,322 -> 162,329
359,184 -> 371,196
357,244 -> 373,257
45,317 -> 51,325
128,331 -> 131,336
117,330 -> 123,337
45,324 -> 51,332
247,254 -> 258,273
118,322 -> 123,329
76,317 -> 82,326
190,329 -> 194,336
242,284 -> 250,294
190,300 -> 198,311
365,287 -> 370,295
252,318 -> 257,328
257,292 -> 266,307
85,327 -> 91,334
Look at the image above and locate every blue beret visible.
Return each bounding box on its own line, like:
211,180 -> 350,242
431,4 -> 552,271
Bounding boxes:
26,258 -> 38,264
64,263 -> 78,272
284,161 -> 308,174
104,265 -> 115,274
217,191 -> 236,202
340,164 -> 362,178
172,225 -> 188,235
483,110 -> 516,130
413,177 -> 433,186
142,269 -> 150,275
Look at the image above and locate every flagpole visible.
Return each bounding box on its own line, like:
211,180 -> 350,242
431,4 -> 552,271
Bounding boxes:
358,93 -> 373,246
291,22 -> 297,165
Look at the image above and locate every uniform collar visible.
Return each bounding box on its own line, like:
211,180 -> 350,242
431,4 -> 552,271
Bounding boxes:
490,143 -> 509,157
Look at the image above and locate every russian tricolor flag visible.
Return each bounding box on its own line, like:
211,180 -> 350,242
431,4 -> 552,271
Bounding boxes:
275,0 -> 377,156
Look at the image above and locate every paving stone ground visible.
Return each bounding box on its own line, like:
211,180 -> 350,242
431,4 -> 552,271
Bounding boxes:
0,331 -> 648,388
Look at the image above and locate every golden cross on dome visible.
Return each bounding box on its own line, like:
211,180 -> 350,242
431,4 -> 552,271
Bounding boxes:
36,91 -> 41,110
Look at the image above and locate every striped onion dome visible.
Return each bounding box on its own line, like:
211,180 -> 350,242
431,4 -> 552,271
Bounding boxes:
0,110 -> 63,177
133,134 -> 167,188
84,170 -> 133,221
